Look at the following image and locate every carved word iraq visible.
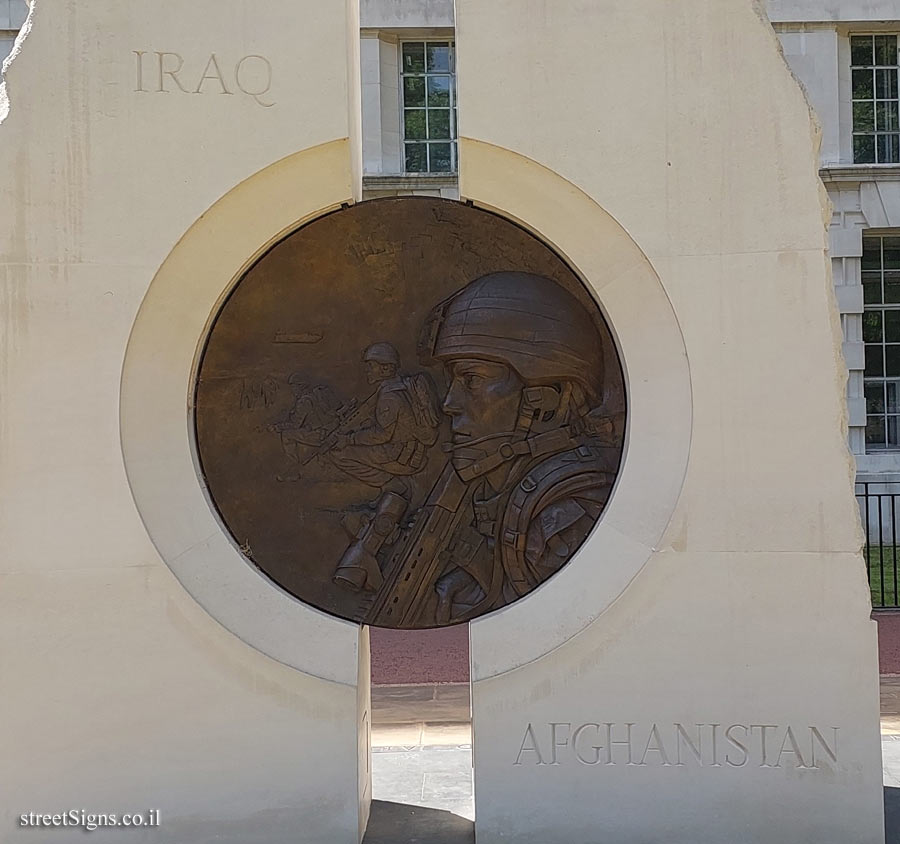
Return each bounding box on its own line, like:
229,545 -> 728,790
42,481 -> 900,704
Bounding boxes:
265,273 -> 621,628
133,51 -> 274,107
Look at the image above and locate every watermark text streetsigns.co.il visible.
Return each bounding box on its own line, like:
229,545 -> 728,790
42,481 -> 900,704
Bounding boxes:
18,810 -> 161,831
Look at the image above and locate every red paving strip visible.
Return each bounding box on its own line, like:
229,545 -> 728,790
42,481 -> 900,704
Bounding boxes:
373,614 -> 900,682
370,625 -> 470,685
878,612 -> 900,675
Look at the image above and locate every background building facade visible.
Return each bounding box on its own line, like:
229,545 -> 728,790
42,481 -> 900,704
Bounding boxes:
0,0 -> 26,62
771,1 -> 900,487
358,0 -> 459,201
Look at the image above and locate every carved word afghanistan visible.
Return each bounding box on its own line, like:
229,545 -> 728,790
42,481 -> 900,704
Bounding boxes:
133,51 -> 274,107
515,722 -> 840,770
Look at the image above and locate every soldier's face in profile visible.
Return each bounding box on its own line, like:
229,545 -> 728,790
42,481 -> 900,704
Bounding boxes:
442,359 -> 524,447
366,361 -> 394,384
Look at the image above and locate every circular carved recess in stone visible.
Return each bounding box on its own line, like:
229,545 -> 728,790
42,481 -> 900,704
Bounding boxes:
194,197 -> 626,629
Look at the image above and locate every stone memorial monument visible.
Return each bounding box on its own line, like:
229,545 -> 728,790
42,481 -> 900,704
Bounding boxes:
0,0 -> 886,842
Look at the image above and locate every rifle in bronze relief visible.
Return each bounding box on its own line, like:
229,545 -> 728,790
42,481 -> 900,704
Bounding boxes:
300,390 -> 378,466
365,463 -> 472,628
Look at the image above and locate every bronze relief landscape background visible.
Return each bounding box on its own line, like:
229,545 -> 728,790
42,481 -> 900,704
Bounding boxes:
195,197 -> 626,628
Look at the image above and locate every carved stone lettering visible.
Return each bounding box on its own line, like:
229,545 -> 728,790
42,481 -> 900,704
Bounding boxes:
725,724 -> 749,767
515,723 -> 842,770
132,51 -> 275,107
235,55 -> 275,107
549,723 -> 571,766
156,51 -> 188,93
604,723 -> 636,766
810,727 -> 839,767
637,724 -> 671,767
572,723 -> 603,766
133,50 -> 146,92
514,724 -> 546,766
674,724 -> 704,766
751,724 -> 779,768
709,724 -> 722,768
193,53 -> 232,95
776,725 -> 807,769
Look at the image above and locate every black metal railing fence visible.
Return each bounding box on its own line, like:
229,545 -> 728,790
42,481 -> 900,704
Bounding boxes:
857,482 -> 900,609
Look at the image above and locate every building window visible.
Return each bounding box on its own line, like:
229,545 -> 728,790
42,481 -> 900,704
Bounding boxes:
400,41 -> 456,173
864,235 -> 900,449
0,31 -> 16,64
852,35 -> 900,163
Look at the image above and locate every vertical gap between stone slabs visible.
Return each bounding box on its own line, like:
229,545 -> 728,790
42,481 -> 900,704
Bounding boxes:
365,625 -> 474,841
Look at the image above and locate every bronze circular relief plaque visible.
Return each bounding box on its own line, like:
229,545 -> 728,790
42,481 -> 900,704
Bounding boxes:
195,197 -> 626,628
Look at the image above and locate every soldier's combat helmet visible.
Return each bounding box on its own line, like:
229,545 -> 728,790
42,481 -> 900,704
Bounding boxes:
424,272 -> 603,400
362,341 -> 400,368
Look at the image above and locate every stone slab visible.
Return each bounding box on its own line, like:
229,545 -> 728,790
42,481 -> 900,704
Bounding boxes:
456,1 -> 884,841
0,2 -> 369,842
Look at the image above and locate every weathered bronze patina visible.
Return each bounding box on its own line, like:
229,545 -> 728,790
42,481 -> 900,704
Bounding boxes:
195,198 -> 625,628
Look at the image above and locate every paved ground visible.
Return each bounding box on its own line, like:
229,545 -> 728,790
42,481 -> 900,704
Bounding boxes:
883,677 -> 900,790
364,802 -> 474,844
367,679 -> 900,843
370,684 -> 473,825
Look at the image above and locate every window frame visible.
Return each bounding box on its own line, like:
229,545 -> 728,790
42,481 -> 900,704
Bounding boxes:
850,32 -> 900,164
863,233 -> 900,451
398,39 -> 458,175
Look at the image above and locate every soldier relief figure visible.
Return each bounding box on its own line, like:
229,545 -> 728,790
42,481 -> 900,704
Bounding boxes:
329,273 -> 620,627
328,342 -> 441,490
195,199 -> 625,628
